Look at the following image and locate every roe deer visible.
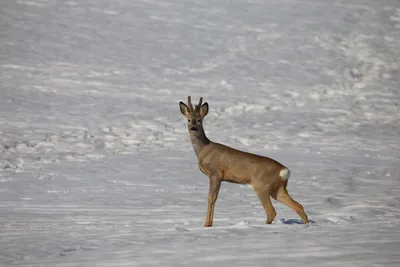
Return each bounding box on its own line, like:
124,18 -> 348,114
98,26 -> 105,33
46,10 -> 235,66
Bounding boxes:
179,96 -> 309,227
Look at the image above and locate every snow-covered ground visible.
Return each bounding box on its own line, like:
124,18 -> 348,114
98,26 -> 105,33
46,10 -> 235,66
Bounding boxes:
1,0 -> 400,266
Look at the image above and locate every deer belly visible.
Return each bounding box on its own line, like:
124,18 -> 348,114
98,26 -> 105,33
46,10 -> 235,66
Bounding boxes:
222,169 -> 251,184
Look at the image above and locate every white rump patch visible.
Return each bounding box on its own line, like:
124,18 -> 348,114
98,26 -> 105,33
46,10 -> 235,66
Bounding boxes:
279,168 -> 291,181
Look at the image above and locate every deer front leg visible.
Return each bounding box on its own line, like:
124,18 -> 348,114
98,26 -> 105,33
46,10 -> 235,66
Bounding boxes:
204,176 -> 222,227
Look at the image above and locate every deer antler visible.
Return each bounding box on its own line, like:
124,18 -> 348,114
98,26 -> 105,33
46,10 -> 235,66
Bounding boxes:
188,96 -> 194,112
195,97 -> 203,111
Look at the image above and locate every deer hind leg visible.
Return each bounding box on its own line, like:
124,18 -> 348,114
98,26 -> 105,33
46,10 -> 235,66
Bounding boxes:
253,186 -> 276,224
273,186 -> 309,224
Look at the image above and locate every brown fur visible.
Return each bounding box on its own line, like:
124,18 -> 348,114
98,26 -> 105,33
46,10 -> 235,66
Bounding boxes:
179,96 -> 308,227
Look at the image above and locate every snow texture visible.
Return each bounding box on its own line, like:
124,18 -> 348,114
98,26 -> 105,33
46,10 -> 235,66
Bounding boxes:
1,0 -> 400,266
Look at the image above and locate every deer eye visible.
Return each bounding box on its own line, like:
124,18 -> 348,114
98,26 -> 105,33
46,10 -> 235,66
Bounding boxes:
197,119 -> 201,123
188,119 -> 191,122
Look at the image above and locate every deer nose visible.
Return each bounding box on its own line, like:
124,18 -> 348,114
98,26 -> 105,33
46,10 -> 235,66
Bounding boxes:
190,126 -> 197,132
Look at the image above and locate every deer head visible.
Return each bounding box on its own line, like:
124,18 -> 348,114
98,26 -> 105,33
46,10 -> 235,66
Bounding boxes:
179,96 -> 209,136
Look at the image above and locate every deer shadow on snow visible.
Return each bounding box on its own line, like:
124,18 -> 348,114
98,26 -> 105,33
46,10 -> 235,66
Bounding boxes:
279,218 -> 315,225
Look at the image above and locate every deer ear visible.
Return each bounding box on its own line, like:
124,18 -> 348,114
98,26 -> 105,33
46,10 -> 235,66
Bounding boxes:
179,101 -> 190,117
200,102 -> 209,118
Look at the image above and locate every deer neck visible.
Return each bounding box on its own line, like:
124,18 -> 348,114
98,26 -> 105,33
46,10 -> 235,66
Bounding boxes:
190,129 -> 210,157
